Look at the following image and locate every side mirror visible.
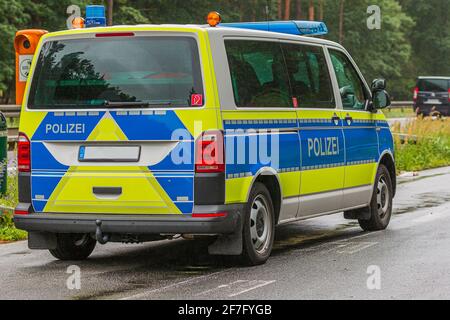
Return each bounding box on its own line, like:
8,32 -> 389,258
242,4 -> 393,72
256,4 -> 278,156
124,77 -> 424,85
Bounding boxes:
372,89 -> 391,109
371,78 -> 386,91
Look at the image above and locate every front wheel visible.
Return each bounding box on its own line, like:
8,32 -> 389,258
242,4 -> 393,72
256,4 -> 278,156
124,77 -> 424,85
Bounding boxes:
49,234 -> 96,261
358,164 -> 394,231
241,182 -> 275,266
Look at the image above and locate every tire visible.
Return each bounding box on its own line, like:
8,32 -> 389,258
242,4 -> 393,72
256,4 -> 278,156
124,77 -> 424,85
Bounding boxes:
49,234 -> 96,261
358,164 -> 394,232
241,182 -> 275,266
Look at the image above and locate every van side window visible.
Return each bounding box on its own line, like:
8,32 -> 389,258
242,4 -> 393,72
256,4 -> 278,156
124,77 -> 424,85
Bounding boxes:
225,40 -> 292,108
329,50 -> 368,110
282,44 -> 335,109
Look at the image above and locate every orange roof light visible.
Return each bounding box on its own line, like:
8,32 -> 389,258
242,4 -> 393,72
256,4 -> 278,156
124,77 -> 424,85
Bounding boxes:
207,11 -> 222,27
72,16 -> 85,29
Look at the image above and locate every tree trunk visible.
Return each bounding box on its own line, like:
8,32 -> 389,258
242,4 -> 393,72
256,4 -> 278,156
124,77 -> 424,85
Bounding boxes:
284,0 -> 291,20
107,0 -> 113,26
296,0 -> 302,19
278,0 -> 283,20
308,0 -> 315,21
339,0 -> 345,43
319,0 -> 324,21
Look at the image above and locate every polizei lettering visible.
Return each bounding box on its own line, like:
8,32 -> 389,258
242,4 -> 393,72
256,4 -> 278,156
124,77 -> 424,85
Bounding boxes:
307,137 -> 339,157
45,123 -> 85,135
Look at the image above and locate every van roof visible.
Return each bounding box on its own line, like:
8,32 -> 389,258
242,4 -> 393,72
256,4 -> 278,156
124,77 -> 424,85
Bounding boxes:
42,24 -> 345,50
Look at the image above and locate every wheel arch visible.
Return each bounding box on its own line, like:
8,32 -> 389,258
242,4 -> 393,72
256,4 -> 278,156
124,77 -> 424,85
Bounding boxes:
378,151 -> 397,197
246,167 -> 283,225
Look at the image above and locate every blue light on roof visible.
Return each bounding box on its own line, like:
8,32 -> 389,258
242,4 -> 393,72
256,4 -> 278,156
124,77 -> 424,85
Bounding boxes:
220,21 -> 328,36
85,5 -> 106,28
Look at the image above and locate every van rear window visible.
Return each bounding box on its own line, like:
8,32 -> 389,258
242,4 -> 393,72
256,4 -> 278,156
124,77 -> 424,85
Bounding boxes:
417,79 -> 449,92
28,36 -> 204,109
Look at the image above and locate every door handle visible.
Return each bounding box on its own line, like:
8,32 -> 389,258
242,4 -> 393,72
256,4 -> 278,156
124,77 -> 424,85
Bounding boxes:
93,187 -> 122,197
331,115 -> 341,123
344,115 -> 353,125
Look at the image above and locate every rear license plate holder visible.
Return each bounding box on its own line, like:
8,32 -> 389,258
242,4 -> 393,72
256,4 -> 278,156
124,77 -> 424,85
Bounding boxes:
79,145 -> 141,162
425,99 -> 442,105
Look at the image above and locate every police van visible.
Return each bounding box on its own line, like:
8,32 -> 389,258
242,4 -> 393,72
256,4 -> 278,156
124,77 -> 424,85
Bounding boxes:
14,11 -> 396,265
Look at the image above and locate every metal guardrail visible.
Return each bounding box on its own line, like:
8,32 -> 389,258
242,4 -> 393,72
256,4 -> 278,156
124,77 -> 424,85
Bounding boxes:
390,101 -> 413,107
0,101 -> 414,148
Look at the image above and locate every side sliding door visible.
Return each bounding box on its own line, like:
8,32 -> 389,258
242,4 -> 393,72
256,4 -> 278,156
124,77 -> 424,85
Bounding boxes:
282,42 -> 346,217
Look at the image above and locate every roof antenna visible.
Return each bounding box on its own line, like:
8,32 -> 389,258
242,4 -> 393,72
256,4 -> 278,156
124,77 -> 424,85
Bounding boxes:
265,0 -> 271,31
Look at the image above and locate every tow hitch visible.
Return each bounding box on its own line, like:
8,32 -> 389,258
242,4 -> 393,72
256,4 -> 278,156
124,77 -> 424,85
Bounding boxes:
95,220 -> 110,245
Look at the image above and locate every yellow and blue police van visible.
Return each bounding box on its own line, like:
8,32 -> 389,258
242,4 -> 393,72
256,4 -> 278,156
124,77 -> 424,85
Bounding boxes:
14,10 -> 396,265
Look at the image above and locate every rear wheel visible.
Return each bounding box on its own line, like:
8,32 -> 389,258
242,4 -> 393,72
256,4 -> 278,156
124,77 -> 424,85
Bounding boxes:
49,234 -> 96,261
358,164 -> 393,231
241,183 -> 275,266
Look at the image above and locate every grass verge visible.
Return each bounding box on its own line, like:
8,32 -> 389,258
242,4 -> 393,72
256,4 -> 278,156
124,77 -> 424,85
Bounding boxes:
0,174 -> 27,242
392,117 -> 450,172
383,107 -> 415,118
0,211 -> 27,242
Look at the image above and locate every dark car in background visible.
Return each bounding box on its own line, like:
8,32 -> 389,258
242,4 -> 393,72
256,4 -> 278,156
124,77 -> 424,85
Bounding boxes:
413,77 -> 450,116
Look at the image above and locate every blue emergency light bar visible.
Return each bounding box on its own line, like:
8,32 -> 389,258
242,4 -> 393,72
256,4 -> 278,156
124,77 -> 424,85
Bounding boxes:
220,21 -> 328,36
85,5 -> 106,28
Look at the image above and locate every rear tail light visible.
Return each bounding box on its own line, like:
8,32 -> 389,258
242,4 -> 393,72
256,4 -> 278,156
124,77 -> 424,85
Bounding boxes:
17,132 -> 31,172
413,87 -> 419,101
195,130 -> 225,173
192,212 -> 228,218
14,209 -> 29,215
448,89 -> 450,102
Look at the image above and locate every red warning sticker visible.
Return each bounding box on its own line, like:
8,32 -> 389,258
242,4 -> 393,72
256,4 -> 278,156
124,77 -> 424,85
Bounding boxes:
191,94 -> 203,106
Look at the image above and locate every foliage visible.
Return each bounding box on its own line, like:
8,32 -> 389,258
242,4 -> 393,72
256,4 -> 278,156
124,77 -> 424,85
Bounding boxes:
0,211 -> 27,242
0,173 -> 25,242
393,118 -> 450,172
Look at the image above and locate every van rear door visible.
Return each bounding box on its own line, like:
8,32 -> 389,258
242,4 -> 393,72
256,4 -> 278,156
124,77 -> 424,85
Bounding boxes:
26,33 -> 206,215
417,78 -> 450,107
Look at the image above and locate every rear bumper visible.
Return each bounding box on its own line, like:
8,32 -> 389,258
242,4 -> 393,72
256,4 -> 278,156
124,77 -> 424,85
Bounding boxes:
14,204 -> 244,236
414,103 -> 449,115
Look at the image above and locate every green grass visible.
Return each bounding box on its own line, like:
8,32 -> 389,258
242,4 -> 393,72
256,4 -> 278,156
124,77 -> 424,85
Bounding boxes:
383,107 -> 416,118
0,212 -> 27,242
0,174 -> 26,242
393,118 -> 450,172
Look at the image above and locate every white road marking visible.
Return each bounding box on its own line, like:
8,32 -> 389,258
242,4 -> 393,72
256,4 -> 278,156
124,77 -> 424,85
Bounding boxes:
195,280 -> 277,298
120,271 -> 226,300
337,242 -> 378,254
228,280 -> 276,298
196,280 -> 246,297
303,232 -> 378,255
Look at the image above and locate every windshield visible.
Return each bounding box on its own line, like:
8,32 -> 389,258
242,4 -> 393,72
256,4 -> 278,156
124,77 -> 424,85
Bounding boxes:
417,79 -> 449,92
28,36 -> 204,109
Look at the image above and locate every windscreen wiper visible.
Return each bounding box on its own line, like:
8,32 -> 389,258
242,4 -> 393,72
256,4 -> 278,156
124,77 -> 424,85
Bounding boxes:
103,101 -> 175,108
103,101 -> 150,108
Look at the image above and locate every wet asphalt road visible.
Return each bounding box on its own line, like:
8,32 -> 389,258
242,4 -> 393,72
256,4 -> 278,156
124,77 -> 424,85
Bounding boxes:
0,167 -> 449,300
